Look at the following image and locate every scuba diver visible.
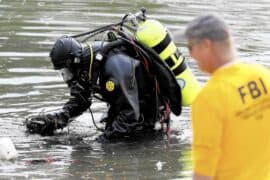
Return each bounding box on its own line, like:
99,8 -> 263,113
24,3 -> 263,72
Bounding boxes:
25,9 -> 200,141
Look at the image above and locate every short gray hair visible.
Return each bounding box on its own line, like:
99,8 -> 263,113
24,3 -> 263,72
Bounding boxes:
184,14 -> 230,42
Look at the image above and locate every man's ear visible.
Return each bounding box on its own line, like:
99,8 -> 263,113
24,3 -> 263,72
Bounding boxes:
201,39 -> 212,50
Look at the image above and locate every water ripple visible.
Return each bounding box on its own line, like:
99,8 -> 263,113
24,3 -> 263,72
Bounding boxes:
0,76 -> 62,85
0,52 -> 48,57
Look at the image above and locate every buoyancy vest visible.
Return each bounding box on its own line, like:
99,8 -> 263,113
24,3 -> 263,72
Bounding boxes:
89,39 -> 182,116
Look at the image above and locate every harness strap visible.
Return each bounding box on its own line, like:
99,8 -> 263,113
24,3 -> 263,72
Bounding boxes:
152,33 -> 171,54
172,58 -> 187,76
164,49 -> 181,67
86,43 -> 94,80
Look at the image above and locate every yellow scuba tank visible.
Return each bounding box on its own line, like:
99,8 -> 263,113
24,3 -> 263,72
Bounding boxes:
135,19 -> 201,106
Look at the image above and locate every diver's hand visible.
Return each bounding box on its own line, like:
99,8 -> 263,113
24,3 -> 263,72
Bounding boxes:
26,114 -> 67,136
96,134 -> 110,143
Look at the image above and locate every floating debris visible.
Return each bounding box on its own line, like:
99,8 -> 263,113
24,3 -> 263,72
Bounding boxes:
0,137 -> 18,160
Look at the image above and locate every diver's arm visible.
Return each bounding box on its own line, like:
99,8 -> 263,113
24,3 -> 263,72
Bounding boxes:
26,82 -> 91,135
62,83 -> 91,119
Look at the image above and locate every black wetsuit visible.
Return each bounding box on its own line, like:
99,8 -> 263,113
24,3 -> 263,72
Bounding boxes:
61,45 -> 167,139
26,40 -> 181,140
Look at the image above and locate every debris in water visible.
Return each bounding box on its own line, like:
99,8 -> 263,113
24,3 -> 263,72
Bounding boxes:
156,161 -> 164,171
0,137 -> 18,160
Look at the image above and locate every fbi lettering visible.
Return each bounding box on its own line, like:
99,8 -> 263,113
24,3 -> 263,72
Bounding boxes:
238,78 -> 268,104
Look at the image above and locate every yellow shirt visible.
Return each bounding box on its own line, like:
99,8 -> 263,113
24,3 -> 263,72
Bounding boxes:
191,62 -> 270,180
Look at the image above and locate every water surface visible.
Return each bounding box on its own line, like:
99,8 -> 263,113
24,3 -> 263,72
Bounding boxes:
0,0 -> 269,179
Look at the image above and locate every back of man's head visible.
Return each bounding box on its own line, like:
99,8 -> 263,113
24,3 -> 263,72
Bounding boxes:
184,14 -> 230,42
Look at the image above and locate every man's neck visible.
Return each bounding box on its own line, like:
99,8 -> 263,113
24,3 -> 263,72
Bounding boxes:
220,59 -> 235,68
212,45 -> 235,71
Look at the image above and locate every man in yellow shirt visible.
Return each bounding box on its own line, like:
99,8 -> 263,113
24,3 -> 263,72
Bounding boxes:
184,14 -> 270,180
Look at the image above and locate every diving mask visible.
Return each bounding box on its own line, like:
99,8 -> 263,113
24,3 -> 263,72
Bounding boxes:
59,68 -> 74,83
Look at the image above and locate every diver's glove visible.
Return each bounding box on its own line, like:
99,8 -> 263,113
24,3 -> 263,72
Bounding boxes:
25,113 -> 69,136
